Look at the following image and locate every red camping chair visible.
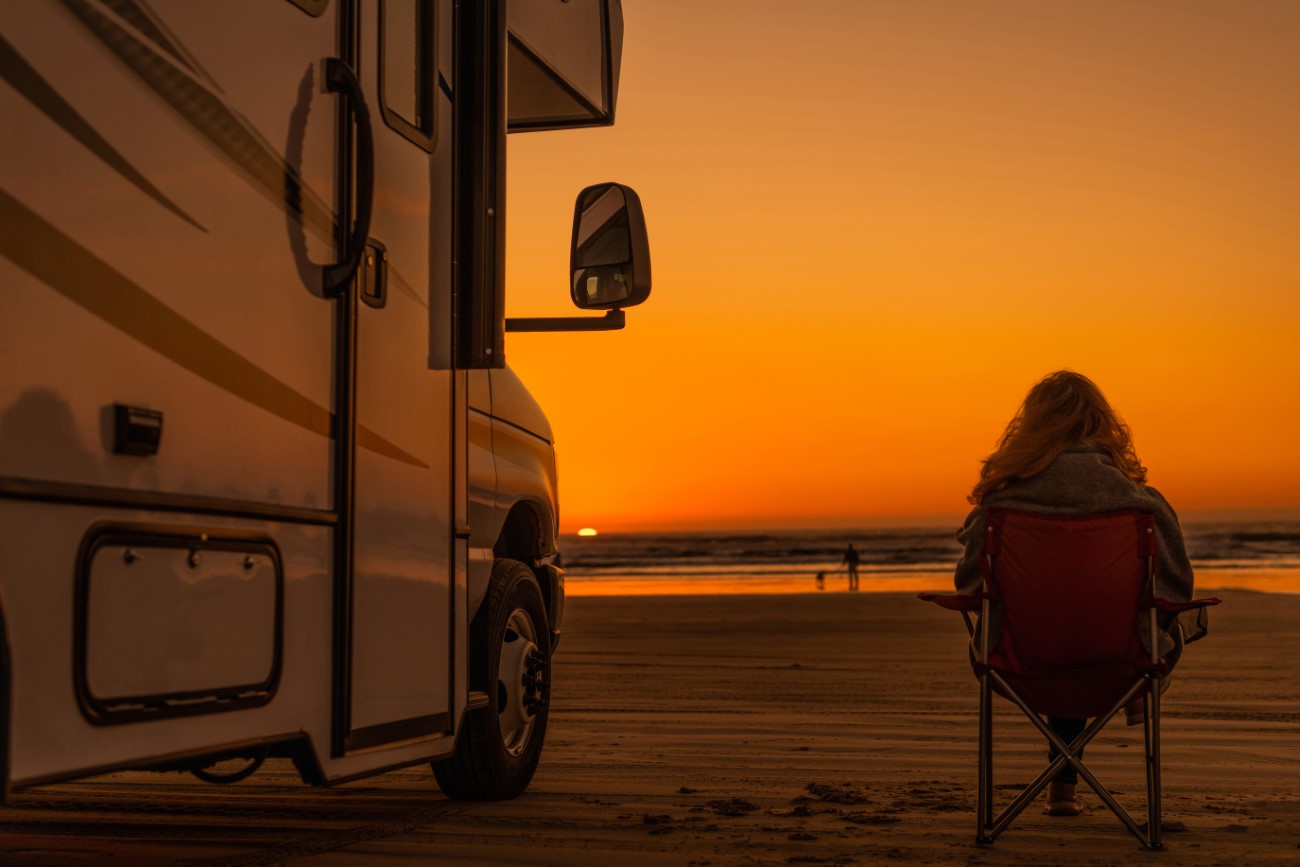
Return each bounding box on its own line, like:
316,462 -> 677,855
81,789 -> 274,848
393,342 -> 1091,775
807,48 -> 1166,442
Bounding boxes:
920,509 -> 1221,849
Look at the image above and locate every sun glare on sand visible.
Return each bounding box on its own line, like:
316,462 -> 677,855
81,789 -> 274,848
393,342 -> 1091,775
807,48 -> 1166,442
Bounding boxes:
577,528 -> 598,537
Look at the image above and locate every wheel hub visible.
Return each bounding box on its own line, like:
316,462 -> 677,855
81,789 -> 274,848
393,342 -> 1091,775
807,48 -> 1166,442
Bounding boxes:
522,647 -> 550,715
497,609 -> 549,756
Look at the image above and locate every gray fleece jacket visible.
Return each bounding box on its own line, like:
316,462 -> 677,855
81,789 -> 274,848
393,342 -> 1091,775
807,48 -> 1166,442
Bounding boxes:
953,443 -> 1208,661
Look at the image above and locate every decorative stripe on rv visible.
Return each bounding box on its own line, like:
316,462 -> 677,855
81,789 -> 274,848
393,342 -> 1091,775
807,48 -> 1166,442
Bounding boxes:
0,32 -> 205,232
58,0 -> 335,242
95,0 -> 226,93
0,188 -> 429,470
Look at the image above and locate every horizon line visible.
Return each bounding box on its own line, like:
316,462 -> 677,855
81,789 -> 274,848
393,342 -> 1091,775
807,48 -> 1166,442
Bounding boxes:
560,506 -> 1300,535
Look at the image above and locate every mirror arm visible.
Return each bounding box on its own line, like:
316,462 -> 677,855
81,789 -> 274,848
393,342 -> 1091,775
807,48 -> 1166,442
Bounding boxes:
504,309 -> 626,332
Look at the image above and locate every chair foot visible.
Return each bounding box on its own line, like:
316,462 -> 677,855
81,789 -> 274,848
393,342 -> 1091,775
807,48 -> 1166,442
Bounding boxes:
976,835 -> 995,845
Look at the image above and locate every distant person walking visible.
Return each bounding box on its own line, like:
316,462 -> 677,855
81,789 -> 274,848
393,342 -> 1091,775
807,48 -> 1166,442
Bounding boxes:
842,543 -> 860,592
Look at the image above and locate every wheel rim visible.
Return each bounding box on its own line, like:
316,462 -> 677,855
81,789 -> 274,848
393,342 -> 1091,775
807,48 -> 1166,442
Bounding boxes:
497,607 -> 548,756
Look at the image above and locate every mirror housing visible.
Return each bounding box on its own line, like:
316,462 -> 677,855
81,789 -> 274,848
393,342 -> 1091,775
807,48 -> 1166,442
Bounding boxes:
504,181 -> 651,333
570,183 -> 650,310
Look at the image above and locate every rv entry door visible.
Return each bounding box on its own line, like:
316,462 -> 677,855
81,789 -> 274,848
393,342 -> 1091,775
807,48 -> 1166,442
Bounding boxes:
336,0 -> 455,753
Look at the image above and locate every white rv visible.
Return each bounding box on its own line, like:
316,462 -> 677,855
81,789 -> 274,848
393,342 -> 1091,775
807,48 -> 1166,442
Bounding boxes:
0,0 -> 650,800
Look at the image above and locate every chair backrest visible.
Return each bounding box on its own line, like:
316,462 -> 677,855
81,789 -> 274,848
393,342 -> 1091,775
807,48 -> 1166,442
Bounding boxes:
982,509 -> 1156,717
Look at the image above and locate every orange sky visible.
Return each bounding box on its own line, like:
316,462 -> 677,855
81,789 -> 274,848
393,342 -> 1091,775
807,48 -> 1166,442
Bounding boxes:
504,0 -> 1300,533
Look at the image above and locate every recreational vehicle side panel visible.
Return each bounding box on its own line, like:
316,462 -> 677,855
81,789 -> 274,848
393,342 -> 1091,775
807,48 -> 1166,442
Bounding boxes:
0,502 -> 334,785
0,2 -> 338,511
0,0 -> 635,799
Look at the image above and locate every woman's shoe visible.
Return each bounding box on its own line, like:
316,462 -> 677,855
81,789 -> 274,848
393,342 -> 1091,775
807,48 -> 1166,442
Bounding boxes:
1047,782 -> 1081,816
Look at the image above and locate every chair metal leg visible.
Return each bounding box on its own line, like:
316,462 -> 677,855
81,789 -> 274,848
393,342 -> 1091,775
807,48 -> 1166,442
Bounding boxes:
981,679 -> 1127,841
982,671 -> 1155,846
1146,673 -> 1164,850
976,671 -> 993,843
977,675 -> 987,826
985,693 -> 1128,840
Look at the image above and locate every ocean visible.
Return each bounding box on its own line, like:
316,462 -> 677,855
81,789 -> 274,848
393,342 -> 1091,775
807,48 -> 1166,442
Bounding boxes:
558,521 -> 1300,596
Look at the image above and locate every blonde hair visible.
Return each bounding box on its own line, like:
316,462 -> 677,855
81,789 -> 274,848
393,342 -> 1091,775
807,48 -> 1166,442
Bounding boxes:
970,370 -> 1146,505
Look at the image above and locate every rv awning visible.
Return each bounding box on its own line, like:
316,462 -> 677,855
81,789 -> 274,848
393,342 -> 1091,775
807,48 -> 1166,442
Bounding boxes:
506,0 -> 622,132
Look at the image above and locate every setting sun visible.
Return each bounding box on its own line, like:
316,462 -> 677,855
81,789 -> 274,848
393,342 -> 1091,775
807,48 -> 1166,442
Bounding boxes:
577,528 -> 599,537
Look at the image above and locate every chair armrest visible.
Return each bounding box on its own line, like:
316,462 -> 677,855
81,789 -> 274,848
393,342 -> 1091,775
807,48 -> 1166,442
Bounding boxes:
917,591 -> 986,612
1149,595 -> 1222,613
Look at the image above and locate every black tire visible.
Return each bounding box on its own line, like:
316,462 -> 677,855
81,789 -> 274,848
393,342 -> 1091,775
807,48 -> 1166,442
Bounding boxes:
433,559 -> 552,800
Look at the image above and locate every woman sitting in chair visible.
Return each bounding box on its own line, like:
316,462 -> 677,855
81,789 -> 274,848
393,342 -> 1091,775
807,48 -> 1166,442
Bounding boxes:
954,370 -> 1207,817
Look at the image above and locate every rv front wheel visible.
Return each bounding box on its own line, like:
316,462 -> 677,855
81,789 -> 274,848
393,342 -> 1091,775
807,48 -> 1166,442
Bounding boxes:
433,559 -> 552,800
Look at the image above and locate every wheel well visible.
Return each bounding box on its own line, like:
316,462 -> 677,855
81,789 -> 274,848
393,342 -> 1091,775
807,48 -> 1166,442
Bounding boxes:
493,504 -> 553,616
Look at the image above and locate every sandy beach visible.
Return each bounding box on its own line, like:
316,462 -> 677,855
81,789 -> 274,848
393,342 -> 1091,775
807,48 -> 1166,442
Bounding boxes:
4,588 -> 1297,865
334,588 -> 1298,866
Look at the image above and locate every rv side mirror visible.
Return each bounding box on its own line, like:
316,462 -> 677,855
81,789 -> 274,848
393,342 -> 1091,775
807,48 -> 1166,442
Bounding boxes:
504,182 -> 651,333
570,183 -> 651,310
